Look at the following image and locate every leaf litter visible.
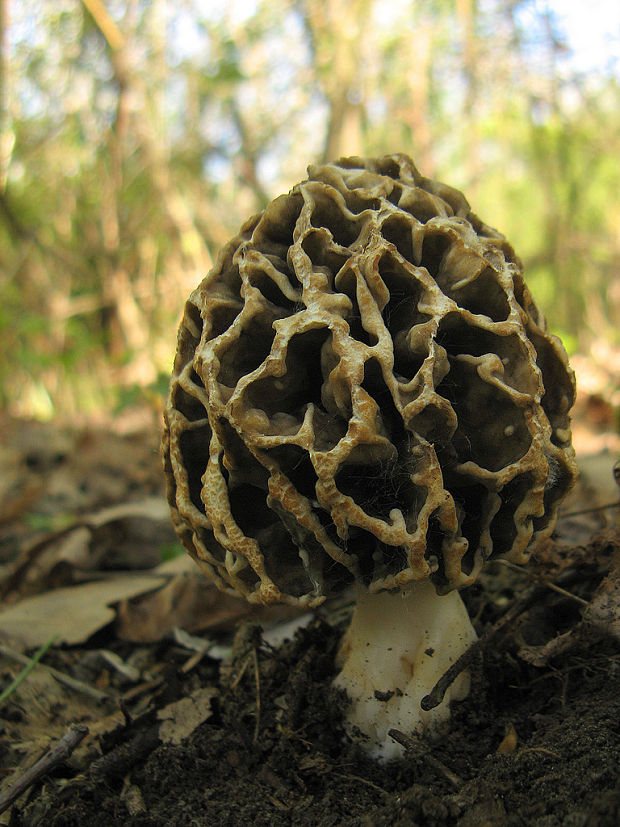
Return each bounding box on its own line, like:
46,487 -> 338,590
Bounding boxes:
0,415 -> 618,825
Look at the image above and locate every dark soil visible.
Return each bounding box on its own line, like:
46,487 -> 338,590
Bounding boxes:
2,418 -> 618,826
11,558 -> 620,827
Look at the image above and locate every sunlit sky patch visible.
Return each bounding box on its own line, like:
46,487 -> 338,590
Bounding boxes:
515,0 -> 619,76
10,0 -> 619,78
556,0 -> 619,73
163,0 -> 619,78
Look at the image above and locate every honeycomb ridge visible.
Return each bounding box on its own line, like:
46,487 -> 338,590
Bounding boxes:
162,154 -> 577,607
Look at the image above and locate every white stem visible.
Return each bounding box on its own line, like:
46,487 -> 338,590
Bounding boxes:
334,581 -> 477,760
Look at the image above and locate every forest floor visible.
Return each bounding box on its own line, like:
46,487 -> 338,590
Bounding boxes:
0,400 -> 618,826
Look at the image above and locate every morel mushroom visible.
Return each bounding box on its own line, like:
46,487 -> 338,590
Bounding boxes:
162,154 -> 577,759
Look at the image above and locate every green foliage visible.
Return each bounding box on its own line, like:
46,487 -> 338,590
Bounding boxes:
1,0 -> 618,418
24,512 -> 75,532
113,373 -> 172,415
0,634 -> 59,705
160,542 -> 185,563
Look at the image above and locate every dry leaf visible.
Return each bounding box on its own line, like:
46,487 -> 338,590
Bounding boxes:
1,497 -> 176,599
157,687 -> 217,745
582,548 -> 620,643
496,722 -> 518,755
114,555 -> 309,643
0,575 -> 167,647
114,571 -> 250,643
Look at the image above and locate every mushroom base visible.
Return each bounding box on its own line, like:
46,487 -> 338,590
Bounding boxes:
334,581 -> 477,761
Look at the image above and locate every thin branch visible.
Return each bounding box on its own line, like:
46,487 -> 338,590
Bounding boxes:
80,0 -> 124,51
0,723 -> 89,814
560,502 -> 619,518
420,585 -> 541,711
333,771 -> 392,797
252,645 -> 261,743
0,643 -> 110,703
387,729 -> 463,788
543,581 -> 588,607
421,556 -> 602,712
228,101 -> 270,206
494,558 -> 590,605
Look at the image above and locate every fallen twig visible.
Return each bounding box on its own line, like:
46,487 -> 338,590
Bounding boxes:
121,677 -> 164,704
252,646 -> 261,744
0,642 -> 110,702
334,771 -> 392,797
422,551 -> 612,712
421,584 -> 542,711
496,558 -> 590,606
89,725 -> 160,781
543,580 -> 589,606
388,729 -> 462,788
560,502 -> 619,518
0,723 -> 89,814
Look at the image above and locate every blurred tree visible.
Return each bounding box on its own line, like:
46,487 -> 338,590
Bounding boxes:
0,0 -> 618,417
299,0 -> 369,161
0,0 -> 13,191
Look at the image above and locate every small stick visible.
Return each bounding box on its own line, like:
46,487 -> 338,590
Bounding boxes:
180,647 -> 209,674
230,656 -> 250,689
543,581 -> 588,606
421,585 -> 541,711
121,677 -> 164,704
0,643 -> 110,703
423,553 -> 603,713
388,729 -> 462,788
495,559 -> 590,606
419,639 -> 482,712
89,725 -> 160,781
334,772 -> 392,797
515,747 -> 560,761
252,646 -> 261,743
560,502 -> 619,518
0,723 -> 89,814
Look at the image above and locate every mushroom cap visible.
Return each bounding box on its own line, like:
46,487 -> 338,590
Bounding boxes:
162,154 -> 577,608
